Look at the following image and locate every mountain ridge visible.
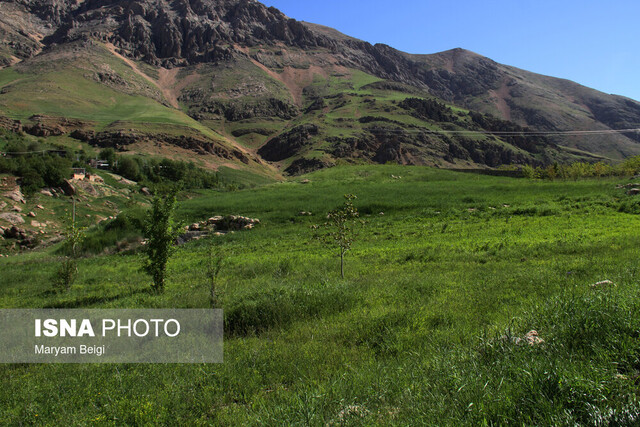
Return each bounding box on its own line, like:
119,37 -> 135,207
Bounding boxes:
1,0 -> 639,174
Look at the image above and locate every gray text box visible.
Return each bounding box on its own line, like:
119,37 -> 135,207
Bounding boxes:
0,309 -> 223,363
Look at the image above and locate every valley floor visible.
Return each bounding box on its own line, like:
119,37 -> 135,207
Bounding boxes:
2,165 -> 640,424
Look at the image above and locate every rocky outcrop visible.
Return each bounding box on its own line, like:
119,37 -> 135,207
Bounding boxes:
13,0 -> 324,67
258,124 -> 318,162
3,188 -> 26,204
284,158 -> 333,176
21,115 -> 94,137
60,179 -> 76,196
0,212 -> 25,225
2,225 -> 38,247
177,214 -> 260,244
69,129 -> 96,142
0,116 -> 23,133
89,131 -> 251,163
328,125 -> 534,168
188,98 -> 298,122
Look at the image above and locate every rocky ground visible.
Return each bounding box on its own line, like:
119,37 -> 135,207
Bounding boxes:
0,173 -> 145,254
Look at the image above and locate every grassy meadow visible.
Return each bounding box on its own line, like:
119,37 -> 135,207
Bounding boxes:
2,165 -> 640,424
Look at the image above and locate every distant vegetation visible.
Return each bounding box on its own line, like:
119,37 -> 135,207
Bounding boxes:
522,156 -> 640,180
99,148 -> 223,191
0,130 -> 225,195
0,131 -> 71,195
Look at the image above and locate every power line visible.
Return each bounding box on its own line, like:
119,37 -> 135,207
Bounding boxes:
0,149 -> 67,155
361,127 -> 640,136
1,150 -> 49,155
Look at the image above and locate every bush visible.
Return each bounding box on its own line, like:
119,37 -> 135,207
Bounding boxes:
116,156 -> 141,181
78,207 -> 147,255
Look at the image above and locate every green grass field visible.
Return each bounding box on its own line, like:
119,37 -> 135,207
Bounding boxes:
2,165 -> 640,424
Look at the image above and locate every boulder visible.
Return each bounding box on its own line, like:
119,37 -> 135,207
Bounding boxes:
40,189 -> 53,197
61,179 -> 76,196
512,330 -> 544,346
522,330 -> 544,346
590,279 -> 616,289
117,177 -> 137,186
140,187 -> 152,196
27,212 -> 36,217
90,174 -> 104,183
627,188 -> 640,196
207,216 -> 224,224
616,183 -> 640,189
36,205 -> 44,210
4,225 -> 27,240
3,189 -> 25,204
11,205 -> 22,213
0,212 -> 25,224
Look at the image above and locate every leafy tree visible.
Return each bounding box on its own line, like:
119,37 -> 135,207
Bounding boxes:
99,148 -> 116,170
116,156 -> 141,181
521,164 -> 539,179
19,168 -> 45,195
143,187 -> 181,292
313,194 -> 363,279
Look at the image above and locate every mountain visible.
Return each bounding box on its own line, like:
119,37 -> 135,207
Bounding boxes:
1,0 -> 639,175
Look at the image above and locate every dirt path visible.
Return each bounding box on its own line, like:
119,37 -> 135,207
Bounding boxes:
105,43 -> 180,109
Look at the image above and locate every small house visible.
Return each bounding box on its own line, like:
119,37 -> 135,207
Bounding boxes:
72,168 -> 86,180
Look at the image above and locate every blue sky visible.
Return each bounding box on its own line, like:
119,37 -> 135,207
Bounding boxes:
262,1 -> 640,102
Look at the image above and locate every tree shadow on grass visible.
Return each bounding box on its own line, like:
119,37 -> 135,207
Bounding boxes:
41,288 -> 155,308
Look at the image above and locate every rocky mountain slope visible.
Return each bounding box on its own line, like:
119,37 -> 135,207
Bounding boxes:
1,0 -> 639,174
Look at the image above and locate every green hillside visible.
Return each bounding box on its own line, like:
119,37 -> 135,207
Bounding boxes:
0,41 -> 604,182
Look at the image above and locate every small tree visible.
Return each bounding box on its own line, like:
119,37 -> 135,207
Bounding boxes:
53,205 -> 85,292
313,194 -> 363,279
203,243 -> 224,308
143,187 -> 181,293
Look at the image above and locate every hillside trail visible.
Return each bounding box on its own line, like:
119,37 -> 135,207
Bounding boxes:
105,43 -> 180,109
